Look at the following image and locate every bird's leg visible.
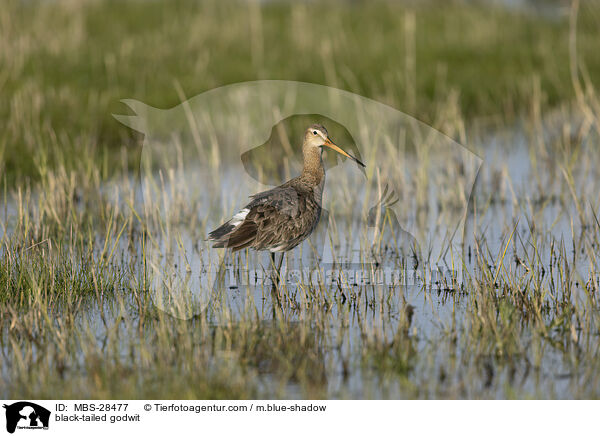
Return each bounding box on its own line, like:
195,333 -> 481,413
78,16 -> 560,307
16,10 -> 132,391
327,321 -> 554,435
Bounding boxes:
270,252 -> 286,290
276,252 -> 285,284
270,253 -> 286,310
270,252 -> 277,286
270,286 -> 282,314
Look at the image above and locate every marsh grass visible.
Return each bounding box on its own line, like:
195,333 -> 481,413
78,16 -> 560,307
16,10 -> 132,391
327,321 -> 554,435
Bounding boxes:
3,101 -> 600,398
2,0 -> 600,399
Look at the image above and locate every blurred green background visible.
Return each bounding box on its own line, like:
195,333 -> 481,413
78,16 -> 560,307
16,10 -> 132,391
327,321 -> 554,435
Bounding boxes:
1,0 -> 599,185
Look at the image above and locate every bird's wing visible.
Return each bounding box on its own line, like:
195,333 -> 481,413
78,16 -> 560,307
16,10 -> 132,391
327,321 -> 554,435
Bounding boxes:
209,186 -> 305,251
247,186 -> 302,219
246,186 -> 314,251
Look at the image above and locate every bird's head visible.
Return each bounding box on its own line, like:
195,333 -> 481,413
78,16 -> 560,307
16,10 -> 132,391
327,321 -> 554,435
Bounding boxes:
304,124 -> 365,168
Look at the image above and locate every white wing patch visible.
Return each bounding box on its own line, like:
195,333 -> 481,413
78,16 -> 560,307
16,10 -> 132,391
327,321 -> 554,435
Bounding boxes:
231,208 -> 249,227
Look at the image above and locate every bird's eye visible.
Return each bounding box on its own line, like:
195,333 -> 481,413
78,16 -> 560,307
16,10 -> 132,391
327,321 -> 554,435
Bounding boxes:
313,130 -> 318,135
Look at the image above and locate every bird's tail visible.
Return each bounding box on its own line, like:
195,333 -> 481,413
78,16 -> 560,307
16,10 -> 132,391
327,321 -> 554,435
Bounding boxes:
208,220 -> 237,245
208,208 -> 256,251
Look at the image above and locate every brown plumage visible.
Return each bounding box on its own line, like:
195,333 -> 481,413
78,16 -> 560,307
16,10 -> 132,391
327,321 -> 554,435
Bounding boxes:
208,124 -> 365,284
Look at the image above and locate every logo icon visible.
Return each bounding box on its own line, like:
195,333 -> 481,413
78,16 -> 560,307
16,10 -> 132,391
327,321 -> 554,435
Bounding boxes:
3,402 -> 50,434
114,80 -> 482,317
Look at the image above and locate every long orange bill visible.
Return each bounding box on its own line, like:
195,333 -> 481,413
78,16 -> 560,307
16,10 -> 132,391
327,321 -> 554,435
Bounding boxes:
323,138 -> 366,168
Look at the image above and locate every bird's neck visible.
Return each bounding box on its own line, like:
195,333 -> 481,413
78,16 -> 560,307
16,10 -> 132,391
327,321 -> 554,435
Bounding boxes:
301,147 -> 325,186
